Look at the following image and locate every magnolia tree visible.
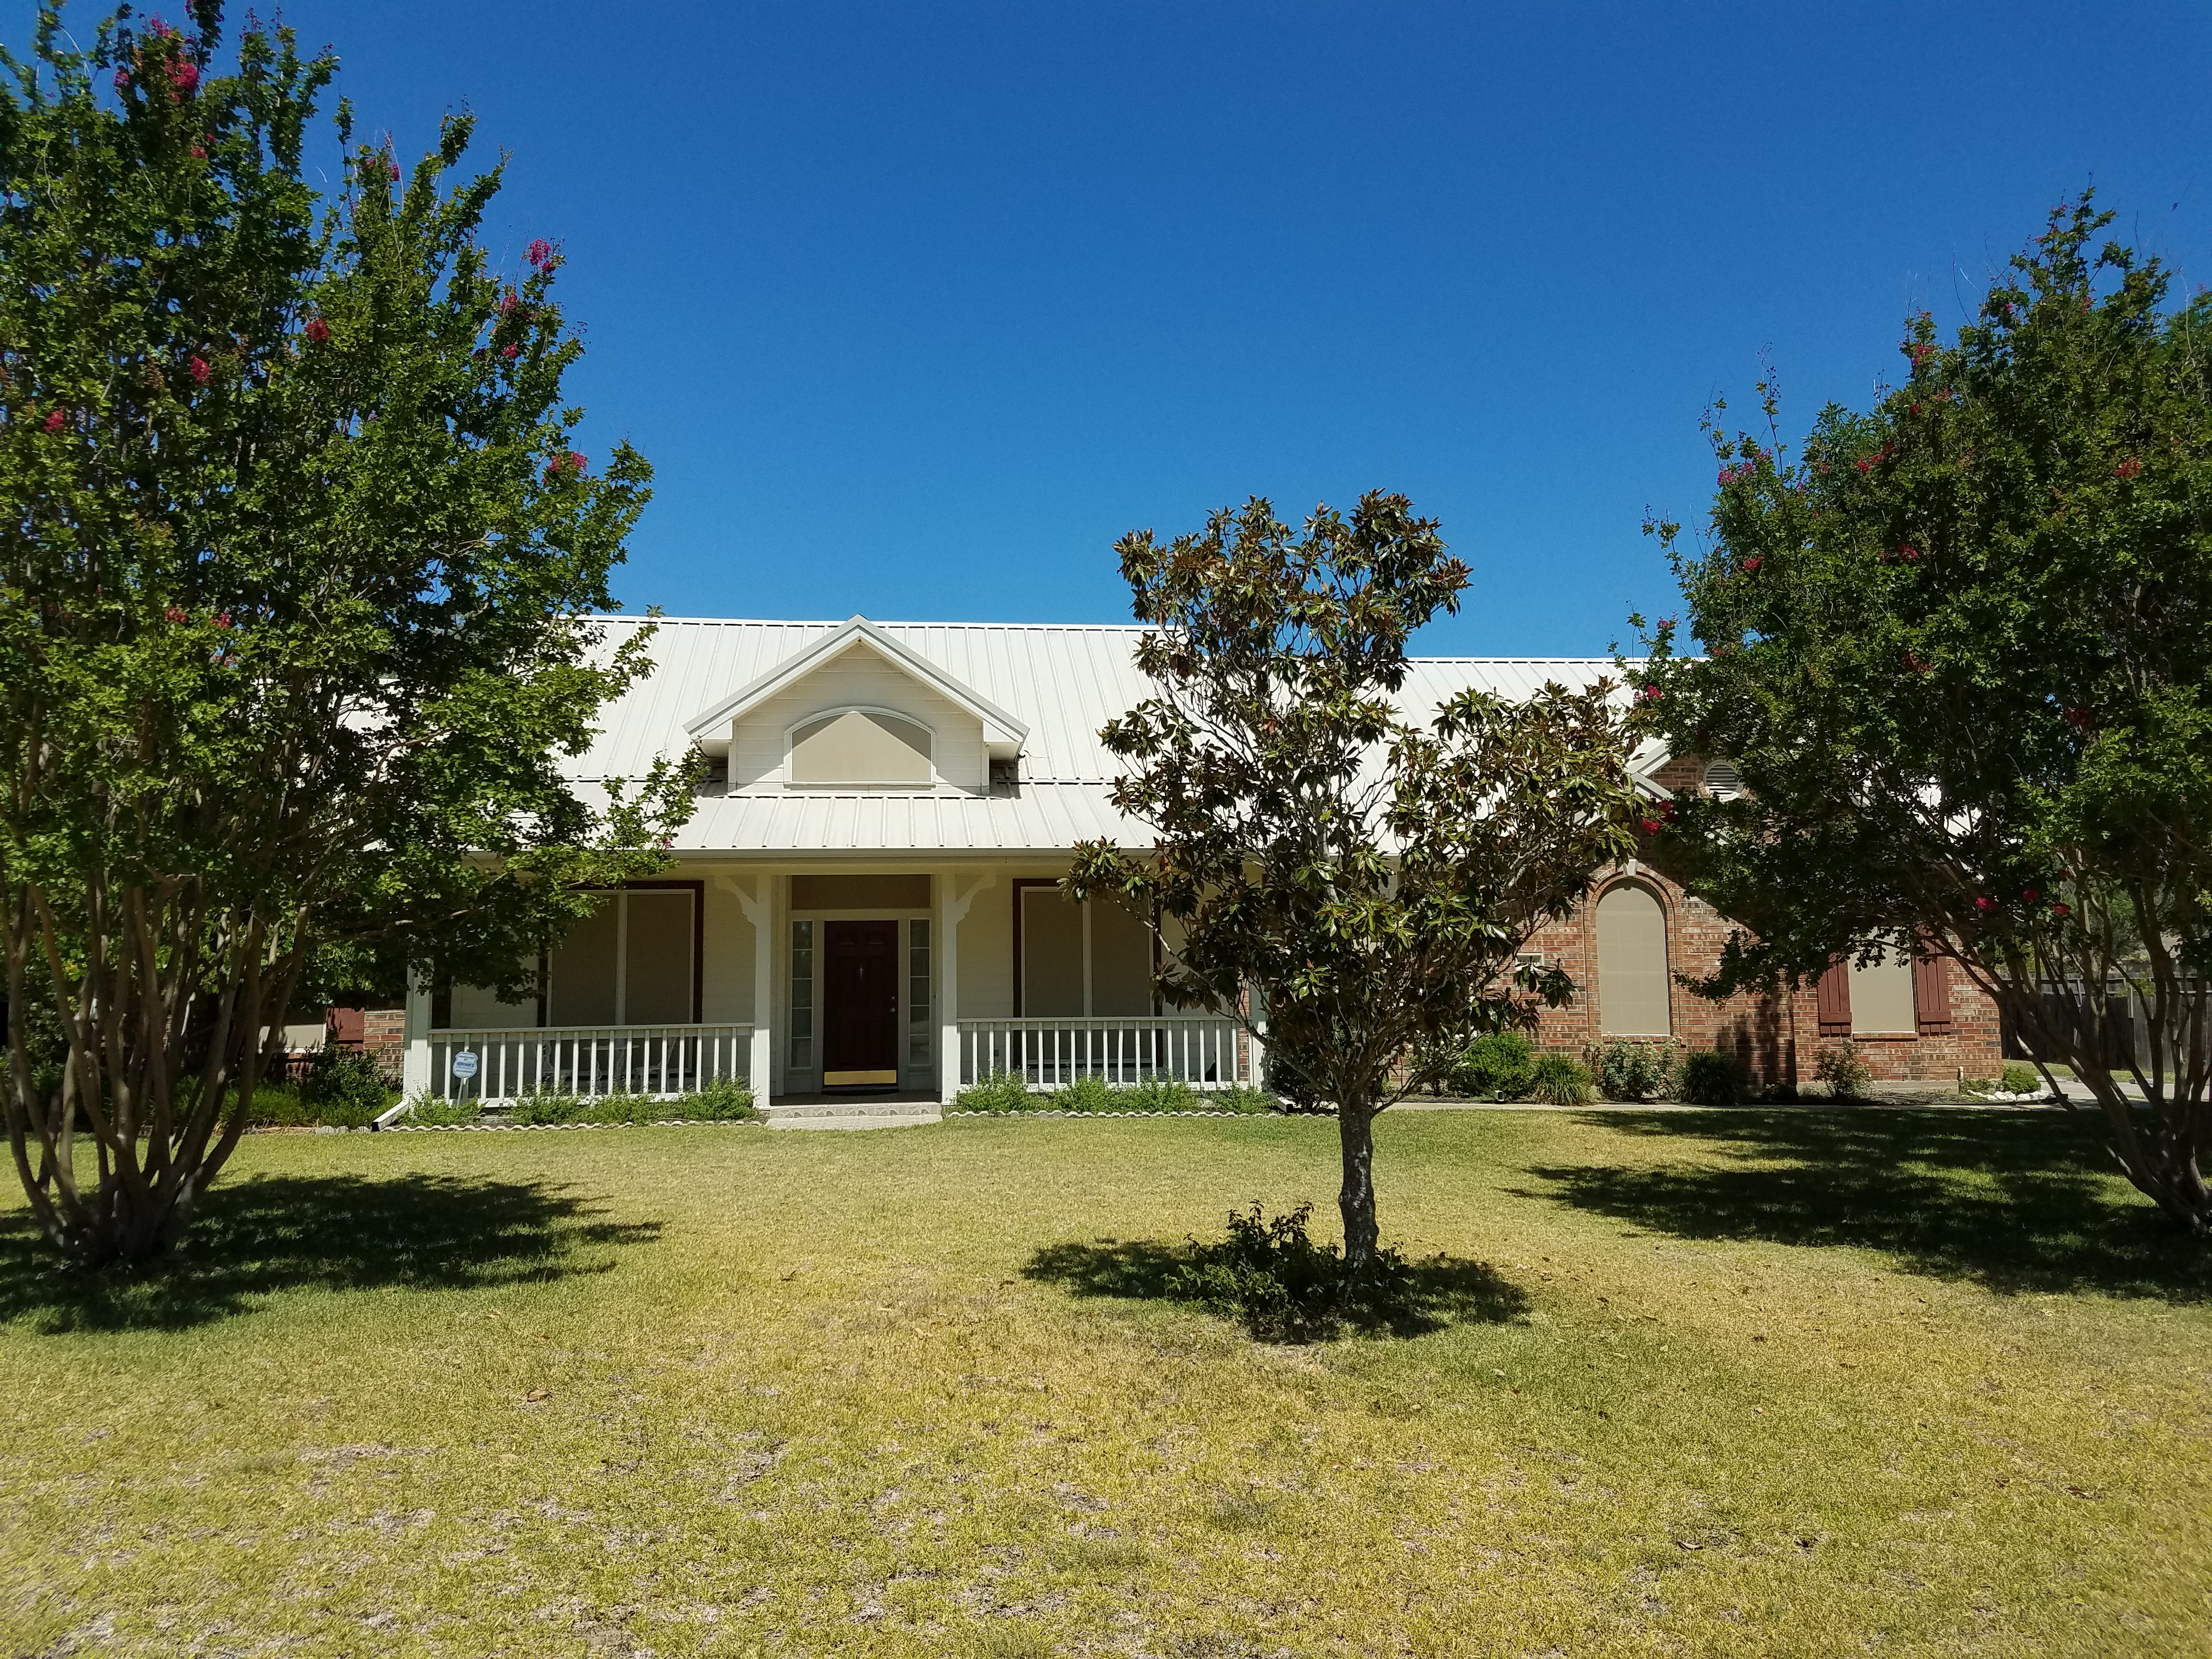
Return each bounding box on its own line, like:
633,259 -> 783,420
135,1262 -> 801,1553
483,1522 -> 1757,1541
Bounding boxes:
1069,494 -> 1643,1270
1636,197 -> 2212,1233
0,3 -> 692,1267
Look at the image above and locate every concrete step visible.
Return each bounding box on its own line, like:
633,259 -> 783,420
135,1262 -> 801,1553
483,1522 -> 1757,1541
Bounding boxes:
763,1099 -> 943,1129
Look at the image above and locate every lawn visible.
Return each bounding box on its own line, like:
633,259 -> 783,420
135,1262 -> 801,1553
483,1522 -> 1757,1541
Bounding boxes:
1,1108 -> 2206,1658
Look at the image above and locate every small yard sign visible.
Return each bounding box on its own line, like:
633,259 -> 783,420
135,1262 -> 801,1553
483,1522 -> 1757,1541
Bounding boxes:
450,1050 -> 479,1082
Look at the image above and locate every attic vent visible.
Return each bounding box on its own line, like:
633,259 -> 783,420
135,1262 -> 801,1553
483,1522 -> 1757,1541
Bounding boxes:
789,709 -> 932,786
1703,760 -> 1744,800
990,756 -> 1021,797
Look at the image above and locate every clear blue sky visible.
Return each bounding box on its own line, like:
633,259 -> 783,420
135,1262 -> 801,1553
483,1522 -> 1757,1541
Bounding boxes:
23,2 -> 2212,652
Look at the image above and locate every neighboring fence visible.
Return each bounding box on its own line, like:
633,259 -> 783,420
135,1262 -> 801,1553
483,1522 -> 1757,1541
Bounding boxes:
2003,979 -> 2212,1077
423,1024 -> 753,1102
956,1017 -> 1252,1091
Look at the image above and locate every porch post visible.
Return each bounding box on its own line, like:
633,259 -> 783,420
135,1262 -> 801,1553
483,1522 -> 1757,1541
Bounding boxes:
730,872 -> 777,1106
939,869 -> 995,1105
402,970 -> 431,1098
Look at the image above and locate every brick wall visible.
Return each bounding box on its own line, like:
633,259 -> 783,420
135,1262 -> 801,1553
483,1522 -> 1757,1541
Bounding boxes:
1522,753 -> 2004,1085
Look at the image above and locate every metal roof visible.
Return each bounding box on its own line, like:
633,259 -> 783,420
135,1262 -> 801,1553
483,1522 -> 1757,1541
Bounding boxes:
572,616 -> 1656,854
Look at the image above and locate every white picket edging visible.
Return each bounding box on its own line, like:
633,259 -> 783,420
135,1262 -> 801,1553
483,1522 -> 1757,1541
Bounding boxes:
423,1024 -> 752,1103
955,1017 -> 1251,1091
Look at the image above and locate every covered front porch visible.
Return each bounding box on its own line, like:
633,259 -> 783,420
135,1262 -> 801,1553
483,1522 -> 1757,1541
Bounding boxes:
402,864 -> 1259,1107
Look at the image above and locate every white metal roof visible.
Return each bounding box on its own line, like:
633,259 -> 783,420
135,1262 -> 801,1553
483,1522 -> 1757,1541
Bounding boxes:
572,616 -> 1656,855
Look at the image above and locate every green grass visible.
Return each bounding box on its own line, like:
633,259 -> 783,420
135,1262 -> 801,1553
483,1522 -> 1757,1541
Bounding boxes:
1,1107 -> 2207,1656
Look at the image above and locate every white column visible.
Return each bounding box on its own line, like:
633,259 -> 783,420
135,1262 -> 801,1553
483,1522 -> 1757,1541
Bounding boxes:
938,869 -> 994,1104
403,970 -> 432,1097
731,872 -> 777,1106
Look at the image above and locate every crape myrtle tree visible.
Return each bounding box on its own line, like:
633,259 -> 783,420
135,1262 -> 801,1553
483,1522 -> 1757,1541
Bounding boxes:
1634,196 -> 2212,1233
0,3 -> 694,1268
1068,494 -> 1643,1270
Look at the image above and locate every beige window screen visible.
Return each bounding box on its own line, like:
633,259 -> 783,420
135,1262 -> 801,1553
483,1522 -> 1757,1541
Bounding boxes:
1595,883 -> 1671,1036
1849,948 -> 1917,1034
789,710 -> 932,785
1019,887 -> 1154,1017
548,888 -> 696,1026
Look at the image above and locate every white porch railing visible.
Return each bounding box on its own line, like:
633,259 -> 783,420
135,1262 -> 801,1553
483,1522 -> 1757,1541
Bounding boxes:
425,1024 -> 752,1102
957,1017 -> 1251,1091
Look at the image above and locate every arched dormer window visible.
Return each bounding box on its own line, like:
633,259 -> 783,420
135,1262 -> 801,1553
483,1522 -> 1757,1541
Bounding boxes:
1595,880 -> 1672,1036
787,708 -> 934,787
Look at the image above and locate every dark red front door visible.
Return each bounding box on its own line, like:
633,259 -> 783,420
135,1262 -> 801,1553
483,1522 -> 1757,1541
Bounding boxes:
823,921 -> 900,1086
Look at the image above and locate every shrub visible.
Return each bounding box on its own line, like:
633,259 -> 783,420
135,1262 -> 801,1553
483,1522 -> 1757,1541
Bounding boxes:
954,1070 -> 1039,1113
1049,1075 -> 1118,1113
301,1046 -> 398,1126
1814,1041 -> 1874,1101
242,1082 -> 317,1127
1676,1049 -> 1746,1106
404,1091 -> 482,1127
1117,1076 -> 1203,1112
1592,1040 -> 1676,1102
1207,1084 -> 1279,1115
1528,1053 -> 1593,1106
1167,1202 -> 1366,1342
679,1077 -> 760,1120
1454,1031 -> 1536,1101
2002,1062 -> 2042,1096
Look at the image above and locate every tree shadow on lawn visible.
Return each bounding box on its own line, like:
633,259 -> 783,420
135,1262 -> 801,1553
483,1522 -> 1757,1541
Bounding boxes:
1525,1107 -> 2207,1301
1023,1234 -> 1531,1344
0,1172 -> 661,1334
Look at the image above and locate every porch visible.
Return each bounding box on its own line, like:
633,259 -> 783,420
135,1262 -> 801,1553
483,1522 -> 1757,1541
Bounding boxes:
402,866 -> 1265,1107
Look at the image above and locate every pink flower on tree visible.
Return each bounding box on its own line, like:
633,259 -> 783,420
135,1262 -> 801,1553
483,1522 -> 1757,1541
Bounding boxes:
567,450 -> 586,475
501,343 -> 518,359
188,356 -> 210,385
1899,544 -> 1920,562
2114,457 -> 2142,479
113,67 -> 131,90
2052,902 -> 2072,918
171,59 -> 199,94
2021,887 -> 2039,903
214,612 -> 232,629
1974,896 -> 1996,912
500,291 -> 521,314
1741,556 -> 1762,573
526,238 -> 554,268
43,408 -> 65,433
164,606 -> 187,623
1854,458 -> 1873,475
304,317 -> 330,344
1638,817 -> 1663,836
387,160 -> 400,179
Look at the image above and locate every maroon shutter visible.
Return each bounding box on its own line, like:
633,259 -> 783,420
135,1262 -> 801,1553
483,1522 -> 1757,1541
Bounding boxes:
1914,953 -> 1951,1035
1816,960 -> 1853,1037
326,1006 -> 364,1047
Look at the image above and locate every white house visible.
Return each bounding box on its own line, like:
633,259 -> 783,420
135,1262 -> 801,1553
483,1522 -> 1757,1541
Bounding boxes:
400,615 -> 1646,1111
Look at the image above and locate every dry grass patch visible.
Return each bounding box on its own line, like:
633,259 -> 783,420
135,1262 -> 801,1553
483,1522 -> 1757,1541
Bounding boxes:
0,1108 -> 2205,1656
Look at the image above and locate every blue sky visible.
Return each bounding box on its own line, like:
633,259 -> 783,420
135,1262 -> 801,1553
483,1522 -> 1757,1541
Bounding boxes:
25,2 -> 2212,652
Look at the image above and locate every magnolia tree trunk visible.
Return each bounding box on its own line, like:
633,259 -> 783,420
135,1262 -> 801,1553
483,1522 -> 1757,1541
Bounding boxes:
1337,1102 -> 1381,1273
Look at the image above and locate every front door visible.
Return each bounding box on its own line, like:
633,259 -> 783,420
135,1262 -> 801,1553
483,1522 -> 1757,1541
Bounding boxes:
822,921 -> 900,1087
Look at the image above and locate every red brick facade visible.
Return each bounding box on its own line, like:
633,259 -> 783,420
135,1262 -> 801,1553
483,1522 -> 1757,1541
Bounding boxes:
1522,755 -> 2004,1086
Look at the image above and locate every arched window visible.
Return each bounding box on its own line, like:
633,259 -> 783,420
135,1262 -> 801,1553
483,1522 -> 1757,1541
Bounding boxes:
1595,882 -> 1671,1036
787,708 -> 933,786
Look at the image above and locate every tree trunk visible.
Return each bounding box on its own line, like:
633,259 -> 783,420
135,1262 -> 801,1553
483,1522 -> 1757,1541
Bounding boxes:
1337,1102 -> 1380,1272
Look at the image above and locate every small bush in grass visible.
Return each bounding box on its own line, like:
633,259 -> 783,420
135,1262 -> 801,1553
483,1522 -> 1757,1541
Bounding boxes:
954,1070 -> 1037,1113
1592,1040 -> 1677,1102
1528,1053 -> 1593,1105
1454,1031 -> 1536,1100
1168,1202 -> 1356,1342
1677,1049 -> 1746,1105
1815,1041 -> 1874,1101
2002,1062 -> 2043,1095
678,1077 -> 760,1119
242,1083 -> 317,1127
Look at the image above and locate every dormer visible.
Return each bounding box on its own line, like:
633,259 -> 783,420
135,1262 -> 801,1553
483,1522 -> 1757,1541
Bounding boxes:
684,617 -> 1028,795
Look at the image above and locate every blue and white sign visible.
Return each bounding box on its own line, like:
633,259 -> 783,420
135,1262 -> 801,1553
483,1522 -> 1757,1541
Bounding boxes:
450,1049 -> 479,1082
